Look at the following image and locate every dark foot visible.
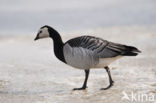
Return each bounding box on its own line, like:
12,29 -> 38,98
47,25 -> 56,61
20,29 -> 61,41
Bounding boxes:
100,81 -> 114,90
73,86 -> 87,90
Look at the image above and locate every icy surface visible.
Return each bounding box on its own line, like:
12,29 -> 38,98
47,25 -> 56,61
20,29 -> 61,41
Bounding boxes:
0,26 -> 156,103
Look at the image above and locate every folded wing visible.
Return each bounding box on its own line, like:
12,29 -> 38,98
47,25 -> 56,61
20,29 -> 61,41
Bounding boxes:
65,36 -> 141,59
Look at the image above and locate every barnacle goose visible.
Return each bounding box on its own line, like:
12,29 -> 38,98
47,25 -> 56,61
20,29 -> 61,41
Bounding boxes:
34,25 -> 141,90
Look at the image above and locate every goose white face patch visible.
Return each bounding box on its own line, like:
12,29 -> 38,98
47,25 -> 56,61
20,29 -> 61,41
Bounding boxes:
38,27 -> 49,39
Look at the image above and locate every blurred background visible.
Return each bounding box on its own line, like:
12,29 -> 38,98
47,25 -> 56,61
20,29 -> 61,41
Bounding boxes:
0,0 -> 156,103
0,0 -> 156,35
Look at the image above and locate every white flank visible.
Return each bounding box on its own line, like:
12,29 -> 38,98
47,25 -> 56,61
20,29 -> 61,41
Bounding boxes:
95,56 -> 122,68
63,44 -> 96,69
63,44 -> 122,69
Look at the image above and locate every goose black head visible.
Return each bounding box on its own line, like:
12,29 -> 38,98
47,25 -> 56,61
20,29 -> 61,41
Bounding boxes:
34,25 -> 59,41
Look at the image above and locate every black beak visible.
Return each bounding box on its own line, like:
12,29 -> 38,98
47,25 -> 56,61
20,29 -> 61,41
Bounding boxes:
34,34 -> 39,41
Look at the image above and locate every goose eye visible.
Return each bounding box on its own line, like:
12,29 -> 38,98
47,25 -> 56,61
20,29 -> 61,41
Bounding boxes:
39,31 -> 42,34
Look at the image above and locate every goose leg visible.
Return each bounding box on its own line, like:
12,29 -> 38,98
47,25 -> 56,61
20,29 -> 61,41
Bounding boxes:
101,66 -> 114,90
73,69 -> 90,90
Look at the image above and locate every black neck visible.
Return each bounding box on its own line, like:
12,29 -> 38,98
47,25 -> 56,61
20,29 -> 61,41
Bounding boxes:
48,29 -> 66,63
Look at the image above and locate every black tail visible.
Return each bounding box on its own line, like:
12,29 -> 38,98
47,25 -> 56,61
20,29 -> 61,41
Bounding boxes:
121,45 -> 141,56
